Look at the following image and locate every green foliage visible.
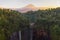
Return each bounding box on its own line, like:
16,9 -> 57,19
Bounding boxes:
23,7 -> 60,40
0,7 -> 60,40
0,8 -> 29,40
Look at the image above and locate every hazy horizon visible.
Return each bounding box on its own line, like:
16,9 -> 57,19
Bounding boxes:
0,0 -> 60,8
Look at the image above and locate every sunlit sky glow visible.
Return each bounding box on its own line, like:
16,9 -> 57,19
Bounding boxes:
0,0 -> 60,8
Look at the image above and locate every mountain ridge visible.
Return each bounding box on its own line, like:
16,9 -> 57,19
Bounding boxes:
14,4 -> 57,13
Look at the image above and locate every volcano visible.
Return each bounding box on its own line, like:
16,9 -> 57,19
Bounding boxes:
15,4 -> 38,13
14,4 -> 56,13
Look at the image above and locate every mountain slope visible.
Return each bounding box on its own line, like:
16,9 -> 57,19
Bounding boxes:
14,4 -> 56,13
15,4 -> 38,13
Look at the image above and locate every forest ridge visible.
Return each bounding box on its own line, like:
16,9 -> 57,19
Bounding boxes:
0,7 -> 60,40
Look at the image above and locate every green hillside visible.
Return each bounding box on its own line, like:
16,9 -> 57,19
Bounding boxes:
0,7 -> 60,40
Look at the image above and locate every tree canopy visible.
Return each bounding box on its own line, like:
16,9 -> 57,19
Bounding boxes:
0,8 -> 29,40
0,7 -> 60,40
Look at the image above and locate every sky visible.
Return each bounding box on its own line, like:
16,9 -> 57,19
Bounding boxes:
0,0 -> 60,8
